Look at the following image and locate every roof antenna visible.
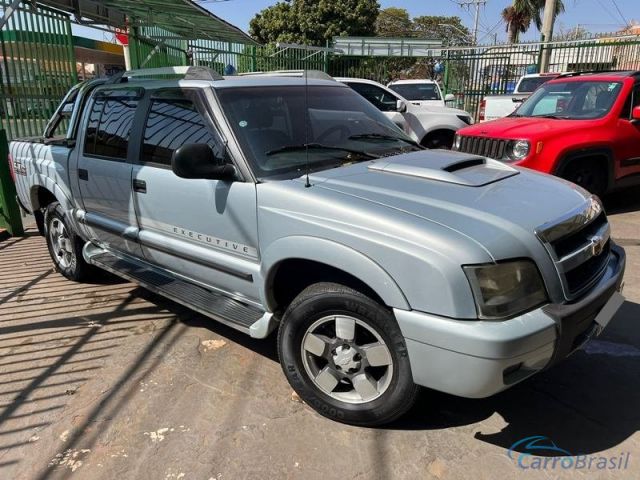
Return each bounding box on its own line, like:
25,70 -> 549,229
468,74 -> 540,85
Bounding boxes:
304,69 -> 311,188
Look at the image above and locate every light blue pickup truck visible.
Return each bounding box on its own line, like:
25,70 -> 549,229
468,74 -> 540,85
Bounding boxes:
10,67 -> 626,426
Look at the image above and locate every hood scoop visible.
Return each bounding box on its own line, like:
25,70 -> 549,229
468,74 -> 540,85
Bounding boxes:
367,151 -> 519,187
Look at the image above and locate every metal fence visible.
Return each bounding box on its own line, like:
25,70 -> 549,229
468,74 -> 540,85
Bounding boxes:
0,0 -> 77,140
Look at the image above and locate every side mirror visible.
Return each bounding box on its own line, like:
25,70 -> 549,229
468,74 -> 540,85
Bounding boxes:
632,106 -> 640,123
445,93 -> 456,102
171,143 -> 235,181
396,99 -> 408,113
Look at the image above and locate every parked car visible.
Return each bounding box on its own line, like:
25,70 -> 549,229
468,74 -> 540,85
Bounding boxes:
454,71 -> 640,195
478,73 -> 560,122
11,67 -> 626,426
336,77 -> 473,149
387,79 -> 455,108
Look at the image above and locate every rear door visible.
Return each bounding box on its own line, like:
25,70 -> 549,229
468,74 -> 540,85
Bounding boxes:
75,87 -> 142,256
130,88 -> 260,304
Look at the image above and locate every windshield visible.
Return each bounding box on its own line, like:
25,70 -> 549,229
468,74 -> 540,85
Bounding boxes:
217,85 -> 421,179
388,83 -> 442,101
515,80 -> 623,120
517,76 -> 556,93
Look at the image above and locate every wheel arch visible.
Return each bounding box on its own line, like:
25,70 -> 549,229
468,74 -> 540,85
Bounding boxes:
554,147 -> 615,192
261,237 -> 409,314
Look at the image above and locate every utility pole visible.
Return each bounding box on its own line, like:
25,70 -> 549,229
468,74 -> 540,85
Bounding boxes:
539,0 -> 557,72
455,0 -> 487,45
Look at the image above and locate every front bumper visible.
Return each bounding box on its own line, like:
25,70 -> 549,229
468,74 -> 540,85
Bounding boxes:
395,245 -> 626,398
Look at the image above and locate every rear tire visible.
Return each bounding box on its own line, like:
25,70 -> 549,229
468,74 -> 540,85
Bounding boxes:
278,282 -> 419,426
44,202 -> 93,282
561,158 -> 608,197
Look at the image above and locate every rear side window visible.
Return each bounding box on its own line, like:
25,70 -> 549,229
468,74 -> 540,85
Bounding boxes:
141,95 -> 223,167
84,95 -> 138,159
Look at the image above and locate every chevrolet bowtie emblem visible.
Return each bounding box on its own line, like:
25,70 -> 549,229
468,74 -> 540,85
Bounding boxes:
590,234 -> 607,257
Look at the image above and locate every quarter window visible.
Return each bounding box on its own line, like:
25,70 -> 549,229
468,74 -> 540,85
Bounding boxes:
84,96 -> 138,159
142,95 -> 223,166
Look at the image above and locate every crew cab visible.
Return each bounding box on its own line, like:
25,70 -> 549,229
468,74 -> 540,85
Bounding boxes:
479,73 -> 560,122
336,77 -> 473,149
455,71 -> 640,195
10,67 -> 626,426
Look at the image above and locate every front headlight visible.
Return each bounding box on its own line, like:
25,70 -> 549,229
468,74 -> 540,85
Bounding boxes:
507,140 -> 530,161
453,134 -> 462,150
463,260 -> 547,319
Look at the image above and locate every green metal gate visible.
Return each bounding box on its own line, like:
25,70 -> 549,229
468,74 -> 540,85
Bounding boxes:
0,0 -> 77,140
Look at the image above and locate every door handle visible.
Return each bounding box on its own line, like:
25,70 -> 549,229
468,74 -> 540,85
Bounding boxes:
133,179 -> 147,193
78,168 -> 89,181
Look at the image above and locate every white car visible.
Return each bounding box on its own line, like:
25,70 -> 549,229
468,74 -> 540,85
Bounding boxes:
387,79 -> 455,108
337,77 -> 473,149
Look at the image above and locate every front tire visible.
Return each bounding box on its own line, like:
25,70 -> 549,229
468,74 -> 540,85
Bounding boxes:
278,282 -> 419,426
561,158 -> 608,197
422,130 -> 455,149
44,202 -> 92,282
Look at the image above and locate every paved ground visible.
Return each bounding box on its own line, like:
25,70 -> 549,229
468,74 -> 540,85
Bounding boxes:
0,188 -> 639,480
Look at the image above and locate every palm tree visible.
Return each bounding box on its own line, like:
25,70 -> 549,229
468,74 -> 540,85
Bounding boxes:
503,0 -> 565,43
502,6 -> 532,43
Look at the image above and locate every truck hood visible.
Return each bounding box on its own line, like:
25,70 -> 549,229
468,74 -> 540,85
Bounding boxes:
306,149 -> 590,259
460,116 -> 588,138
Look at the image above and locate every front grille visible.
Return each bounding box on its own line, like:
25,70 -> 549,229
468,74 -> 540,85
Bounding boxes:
458,136 -> 507,159
536,200 -> 611,300
564,239 -> 610,295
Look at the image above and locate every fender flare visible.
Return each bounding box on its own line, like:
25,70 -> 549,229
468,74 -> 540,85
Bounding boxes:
554,147 -> 615,191
28,174 -> 74,212
260,236 -> 410,311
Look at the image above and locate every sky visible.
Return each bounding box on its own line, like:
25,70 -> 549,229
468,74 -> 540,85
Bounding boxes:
74,0 -> 638,43
205,0 -> 638,42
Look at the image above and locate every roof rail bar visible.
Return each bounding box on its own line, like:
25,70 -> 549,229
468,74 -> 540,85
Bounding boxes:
238,70 -> 336,81
555,70 -> 633,79
107,66 -> 224,84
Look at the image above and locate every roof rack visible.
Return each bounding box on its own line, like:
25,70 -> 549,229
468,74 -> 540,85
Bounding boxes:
238,70 -> 336,82
555,70 -> 638,79
108,66 -> 224,84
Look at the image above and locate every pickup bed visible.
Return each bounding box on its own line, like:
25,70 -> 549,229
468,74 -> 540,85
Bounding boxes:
479,73 -> 559,122
10,67 -> 626,426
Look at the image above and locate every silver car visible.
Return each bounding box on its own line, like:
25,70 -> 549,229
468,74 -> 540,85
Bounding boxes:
11,67 -> 626,426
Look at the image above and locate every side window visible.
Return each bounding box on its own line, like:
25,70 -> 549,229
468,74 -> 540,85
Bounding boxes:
141,94 -> 224,167
348,83 -> 398,112
84,95 -> 138,160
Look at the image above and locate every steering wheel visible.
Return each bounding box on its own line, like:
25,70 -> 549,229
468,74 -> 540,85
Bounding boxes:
316,125 -> 350,144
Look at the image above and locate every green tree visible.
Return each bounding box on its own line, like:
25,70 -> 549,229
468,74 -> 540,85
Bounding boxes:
249,0 -> 380,47
413,16 -> 471,46
502,0 -> 566,43
375,7 -> 412,37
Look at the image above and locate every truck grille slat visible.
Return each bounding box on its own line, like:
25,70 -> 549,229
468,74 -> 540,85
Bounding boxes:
456,135 -> 508,160
536,202 -> 611,300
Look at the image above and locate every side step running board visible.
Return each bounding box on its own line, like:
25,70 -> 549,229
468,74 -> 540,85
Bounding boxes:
84,244 -> 275,338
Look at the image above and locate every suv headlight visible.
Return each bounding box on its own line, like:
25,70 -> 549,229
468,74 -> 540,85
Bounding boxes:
453,134 -> 462,150
507,140 -> 530,161
463,260 -> 547,319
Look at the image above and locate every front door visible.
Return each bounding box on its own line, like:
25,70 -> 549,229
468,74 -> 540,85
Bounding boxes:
75,88 -> 142,256
615,84 -> 640,180
131,88 -> 260,304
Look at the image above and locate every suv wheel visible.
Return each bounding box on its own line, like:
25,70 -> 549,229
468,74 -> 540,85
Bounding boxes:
278,282 -> 419,426
44,202 -> 92,282
562,159 -> 607,197
422,131 -> 455,149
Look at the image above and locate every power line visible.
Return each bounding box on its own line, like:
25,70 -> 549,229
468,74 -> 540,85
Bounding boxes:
610,0 -> 630,27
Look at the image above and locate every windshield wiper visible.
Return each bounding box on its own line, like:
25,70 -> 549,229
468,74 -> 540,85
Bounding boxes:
265,143 -> 379,159
529,114 -> 567,119
348,133 -> 422,149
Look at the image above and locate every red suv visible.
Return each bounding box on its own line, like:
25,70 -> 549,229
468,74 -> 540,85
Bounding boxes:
453,71 -> 640,195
